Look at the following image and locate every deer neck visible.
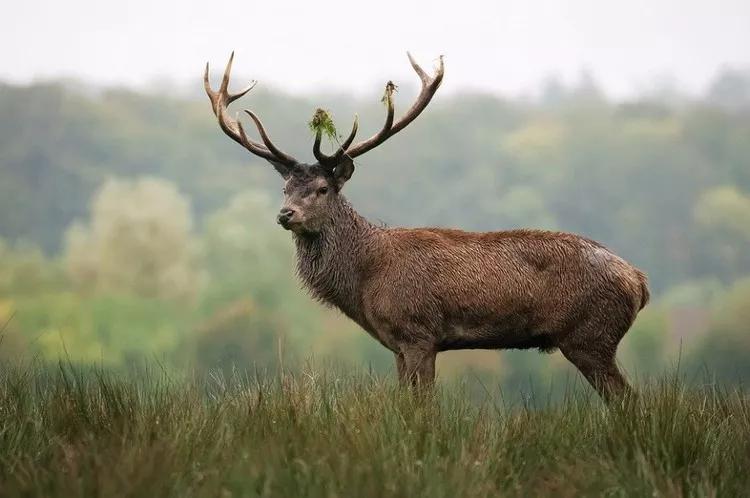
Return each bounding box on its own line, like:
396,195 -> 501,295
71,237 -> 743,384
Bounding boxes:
293,196 -> 380,323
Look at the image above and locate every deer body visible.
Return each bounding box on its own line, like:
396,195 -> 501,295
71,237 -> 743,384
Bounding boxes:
205,52 -> 650,399
293,194 -> 648,397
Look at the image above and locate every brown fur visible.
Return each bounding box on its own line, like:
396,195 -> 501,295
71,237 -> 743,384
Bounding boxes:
281,167 -> 649,400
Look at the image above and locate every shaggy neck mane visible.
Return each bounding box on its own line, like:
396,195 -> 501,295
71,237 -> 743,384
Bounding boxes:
293,195 -> 380,323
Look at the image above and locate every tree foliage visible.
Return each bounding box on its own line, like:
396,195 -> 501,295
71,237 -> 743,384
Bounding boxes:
64,177 -> 202,301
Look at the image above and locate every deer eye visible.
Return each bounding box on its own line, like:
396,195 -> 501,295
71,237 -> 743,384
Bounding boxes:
317,186 -> 329,196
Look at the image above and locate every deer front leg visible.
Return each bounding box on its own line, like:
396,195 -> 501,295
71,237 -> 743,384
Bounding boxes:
395,352 -> 408,384
399,346 -> 436,390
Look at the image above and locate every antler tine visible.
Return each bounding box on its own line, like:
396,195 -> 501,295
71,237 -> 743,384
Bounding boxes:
204,62 -> 219,115
204,53 -> 299,169
344,53 -> 444,159
229,80 -> 257,104
406,51 -> 430,82
244,110 -> 299,166
313,116 -> 360,168
390,53 -> 444,136
219,51 -> 234,94
204,57 -> 268,153
335,116 -> 359,158
313,128 -> 327,165
218,52 -> 258,103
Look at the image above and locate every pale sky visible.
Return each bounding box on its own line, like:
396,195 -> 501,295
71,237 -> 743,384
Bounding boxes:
2,0 -> 749,98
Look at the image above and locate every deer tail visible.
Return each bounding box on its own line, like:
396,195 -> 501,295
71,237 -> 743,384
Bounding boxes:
636,270 -> 650,311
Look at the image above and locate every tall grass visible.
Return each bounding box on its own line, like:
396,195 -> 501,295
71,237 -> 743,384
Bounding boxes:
1,361 -> 748,497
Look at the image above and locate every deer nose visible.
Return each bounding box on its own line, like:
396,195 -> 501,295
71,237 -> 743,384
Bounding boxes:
277,208 -> 296,225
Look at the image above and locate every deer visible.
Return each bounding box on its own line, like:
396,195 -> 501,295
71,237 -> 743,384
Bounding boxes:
204,52 -> 650,401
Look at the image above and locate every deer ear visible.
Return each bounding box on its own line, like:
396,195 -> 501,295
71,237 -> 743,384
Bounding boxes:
267,160 -> 292,179
333,156 -> 355,189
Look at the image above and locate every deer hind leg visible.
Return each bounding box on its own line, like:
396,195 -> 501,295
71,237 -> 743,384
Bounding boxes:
560,339 -> 632,403
399,346 -> 436,390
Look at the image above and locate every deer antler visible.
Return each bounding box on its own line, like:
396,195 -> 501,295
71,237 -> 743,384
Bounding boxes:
313,52 -> 444,169
312,114 -> 359,168
204,52 -> 299,174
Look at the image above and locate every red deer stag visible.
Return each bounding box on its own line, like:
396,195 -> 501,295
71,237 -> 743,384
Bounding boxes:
204,52 -> 649,400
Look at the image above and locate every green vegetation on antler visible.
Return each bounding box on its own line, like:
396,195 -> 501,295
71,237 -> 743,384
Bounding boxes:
382,80 -> 397,105
308,108 -> 338,142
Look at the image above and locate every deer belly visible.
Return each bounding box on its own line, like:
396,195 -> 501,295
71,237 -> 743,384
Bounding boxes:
438,317 -> 553,352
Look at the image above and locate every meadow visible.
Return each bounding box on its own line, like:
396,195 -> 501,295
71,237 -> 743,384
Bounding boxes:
2,54 -> 749,498
1,361 -> 748,497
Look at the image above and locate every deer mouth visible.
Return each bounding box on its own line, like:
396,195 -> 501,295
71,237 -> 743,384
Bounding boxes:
278,218 -> 303,232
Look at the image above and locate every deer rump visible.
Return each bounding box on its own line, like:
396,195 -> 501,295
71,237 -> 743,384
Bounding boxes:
362,227 -> 649,355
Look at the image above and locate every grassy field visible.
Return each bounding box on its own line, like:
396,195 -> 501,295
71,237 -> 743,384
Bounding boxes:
1,362 -> 749,497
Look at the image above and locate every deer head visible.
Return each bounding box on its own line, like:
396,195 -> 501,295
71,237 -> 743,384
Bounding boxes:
204,52 -> 444,235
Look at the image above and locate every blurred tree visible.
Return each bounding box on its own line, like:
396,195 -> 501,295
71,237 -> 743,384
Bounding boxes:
200,190 -> 296,311
64,177 -> 202,301
483,185 -> 557,229
16,293 -> 188,365
620,306 -> 668,376
0,238 -> 65,297
191,297 -> 284,374
570,69 -> 606,104
706,68 -> 750,111
0,298 -> 27,360
693,186 -> 750,281
694,186 -> 750,241
688,278 -> 750,382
